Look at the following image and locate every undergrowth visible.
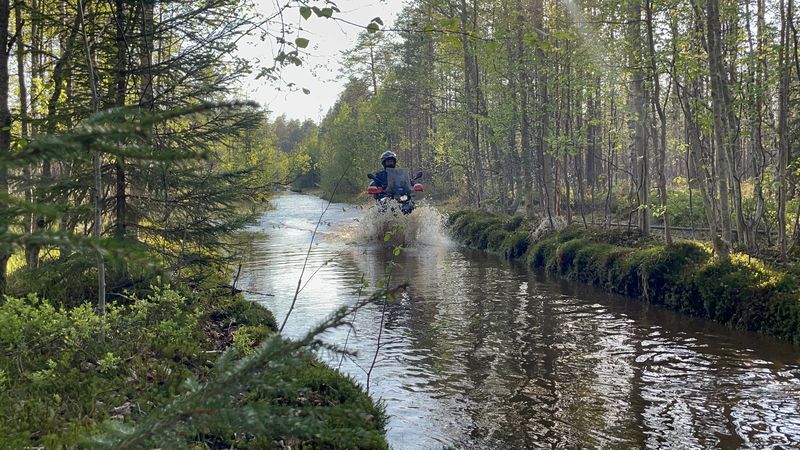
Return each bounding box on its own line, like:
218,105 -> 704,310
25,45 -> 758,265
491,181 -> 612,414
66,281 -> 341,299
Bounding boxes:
0,264 -> 387,448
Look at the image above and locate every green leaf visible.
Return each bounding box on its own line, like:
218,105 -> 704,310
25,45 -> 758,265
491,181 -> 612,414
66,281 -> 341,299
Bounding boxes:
295,37 -> 309,49
312,6 -> 333,18
300,6 -> 311,20
392,247 -> 402,256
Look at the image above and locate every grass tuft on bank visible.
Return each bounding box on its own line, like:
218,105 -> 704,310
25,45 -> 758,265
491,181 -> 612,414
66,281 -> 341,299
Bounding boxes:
447,210 -> 800,344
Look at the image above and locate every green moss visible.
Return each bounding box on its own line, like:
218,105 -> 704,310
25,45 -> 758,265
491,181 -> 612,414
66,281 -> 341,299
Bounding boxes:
553,238 -> 588,276
571,242 -> 617,285
447,209 -> 800,344
487,228 -> 509,252
211,294 -> 278,331
504,215 -> 525,232
446,210 -> 469,227
500,230 -> 529,259
527,234 -> 559,269
449,210 -> 511,250
209,354 -> 388,450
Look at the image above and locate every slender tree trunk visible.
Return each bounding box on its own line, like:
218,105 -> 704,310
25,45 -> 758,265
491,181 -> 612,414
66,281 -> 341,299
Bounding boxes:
513,5 -> 533,217
645,0 -> 671,244
778,0 -> 792,260
16,1 -> 36,267
0,0 -> 10,292
706,0 -> 751,249
506,17 -> 522,215
78,0 -> 105,314
114,0 -> 127,241
368,40 -> 378,97
140,0 -> 154,107
532,0 -> 554,225
702,0 -> 733,245
459,0 -> 483,207
629,0 -> 650,237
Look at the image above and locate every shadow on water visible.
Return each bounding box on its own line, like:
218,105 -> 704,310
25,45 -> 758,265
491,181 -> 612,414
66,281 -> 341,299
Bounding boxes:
238,192 -> 800,450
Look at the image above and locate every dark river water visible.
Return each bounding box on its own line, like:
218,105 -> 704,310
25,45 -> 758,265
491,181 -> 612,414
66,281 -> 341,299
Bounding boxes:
237,192 -> 800,450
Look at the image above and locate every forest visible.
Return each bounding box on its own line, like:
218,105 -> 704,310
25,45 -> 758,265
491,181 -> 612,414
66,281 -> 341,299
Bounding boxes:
0,0 -> 386,447
0,0 -> 798,447
294,0 -> 799,262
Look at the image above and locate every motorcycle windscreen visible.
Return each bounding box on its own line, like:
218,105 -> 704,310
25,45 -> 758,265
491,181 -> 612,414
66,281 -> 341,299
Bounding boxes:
385,168 -> 413,195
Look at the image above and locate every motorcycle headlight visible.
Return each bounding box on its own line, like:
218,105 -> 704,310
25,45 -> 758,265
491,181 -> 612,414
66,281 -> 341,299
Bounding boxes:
399,195 -> 409,202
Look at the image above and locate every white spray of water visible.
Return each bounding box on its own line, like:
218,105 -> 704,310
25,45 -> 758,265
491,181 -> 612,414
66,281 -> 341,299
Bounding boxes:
337,200 -> 451,248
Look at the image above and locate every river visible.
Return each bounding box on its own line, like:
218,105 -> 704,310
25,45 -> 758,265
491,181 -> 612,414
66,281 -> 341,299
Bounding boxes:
237,192 -> 800,449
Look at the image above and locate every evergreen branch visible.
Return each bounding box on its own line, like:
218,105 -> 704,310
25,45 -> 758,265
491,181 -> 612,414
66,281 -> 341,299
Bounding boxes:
87,287 -> 396,449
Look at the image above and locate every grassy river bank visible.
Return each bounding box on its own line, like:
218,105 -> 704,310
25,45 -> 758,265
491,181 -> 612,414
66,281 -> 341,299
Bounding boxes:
447,210 -> 800,345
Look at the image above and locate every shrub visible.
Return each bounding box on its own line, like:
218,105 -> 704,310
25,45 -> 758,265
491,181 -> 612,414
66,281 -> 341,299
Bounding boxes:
0,288 -> 202,447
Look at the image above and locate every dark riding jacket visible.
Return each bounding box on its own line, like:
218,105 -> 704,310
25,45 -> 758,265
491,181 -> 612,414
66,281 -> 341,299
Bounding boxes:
370,169 -> 389,199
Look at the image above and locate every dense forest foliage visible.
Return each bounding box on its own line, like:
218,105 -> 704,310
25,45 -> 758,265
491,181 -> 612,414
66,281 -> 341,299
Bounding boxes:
0,0 -> 330,297
0,0 -> 387,446
294,0 -> 799,261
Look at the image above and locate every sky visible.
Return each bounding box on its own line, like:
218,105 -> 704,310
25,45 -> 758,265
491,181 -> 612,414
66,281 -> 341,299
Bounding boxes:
235,0 -> 405,122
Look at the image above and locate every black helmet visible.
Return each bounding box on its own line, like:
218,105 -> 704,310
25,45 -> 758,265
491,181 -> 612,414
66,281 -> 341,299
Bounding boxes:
380,150 -> 397,167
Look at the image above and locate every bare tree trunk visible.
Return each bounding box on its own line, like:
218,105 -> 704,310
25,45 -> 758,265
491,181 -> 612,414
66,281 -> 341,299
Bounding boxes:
705,0 -> 752,250
459,0 -> 483,208
507,14 -> 523,216
78,0 -> 105,314
703,0 -> 735,245
0,0 -> 10,292
532,0 -> 554,225
113,0 -> 127,241
16,1 -> 36,267
368,39 -> 378,96
778,0 -> 792,260
645,0 -> 671,244
629,0 -> 650,237
671,8 -> 727,256
140,0 -> 154,107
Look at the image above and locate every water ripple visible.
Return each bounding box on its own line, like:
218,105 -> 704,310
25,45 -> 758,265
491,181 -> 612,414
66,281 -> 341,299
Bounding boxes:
240,192 -> 800,450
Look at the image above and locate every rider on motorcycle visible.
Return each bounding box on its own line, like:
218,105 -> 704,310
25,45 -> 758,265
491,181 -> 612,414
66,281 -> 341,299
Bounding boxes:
370,150 -> 397,199
368,150 -> 424,215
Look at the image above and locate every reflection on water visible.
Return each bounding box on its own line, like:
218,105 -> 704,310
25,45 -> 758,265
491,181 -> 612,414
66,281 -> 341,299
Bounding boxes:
238,192 -> 800,450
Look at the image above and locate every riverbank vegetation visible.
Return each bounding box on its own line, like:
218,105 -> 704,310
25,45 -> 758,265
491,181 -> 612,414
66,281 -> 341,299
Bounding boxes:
1,268 -> 387,448
448,210 -> 800,344
0,0 -> 387,447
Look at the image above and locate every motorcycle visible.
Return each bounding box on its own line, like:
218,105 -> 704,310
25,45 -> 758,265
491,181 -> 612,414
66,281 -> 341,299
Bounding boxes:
367,168 -> 424,215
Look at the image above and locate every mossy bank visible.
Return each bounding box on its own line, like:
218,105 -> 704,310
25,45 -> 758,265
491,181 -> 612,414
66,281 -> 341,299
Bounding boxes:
0,266 -> 387,449
447,210 -> 800,345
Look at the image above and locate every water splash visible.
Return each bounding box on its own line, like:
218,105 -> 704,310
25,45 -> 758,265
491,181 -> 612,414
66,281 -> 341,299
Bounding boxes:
336,200 -> 451,248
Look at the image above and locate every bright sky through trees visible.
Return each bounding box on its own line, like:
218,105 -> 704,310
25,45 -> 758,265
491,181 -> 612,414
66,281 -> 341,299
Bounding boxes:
236,0 -> 403,120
